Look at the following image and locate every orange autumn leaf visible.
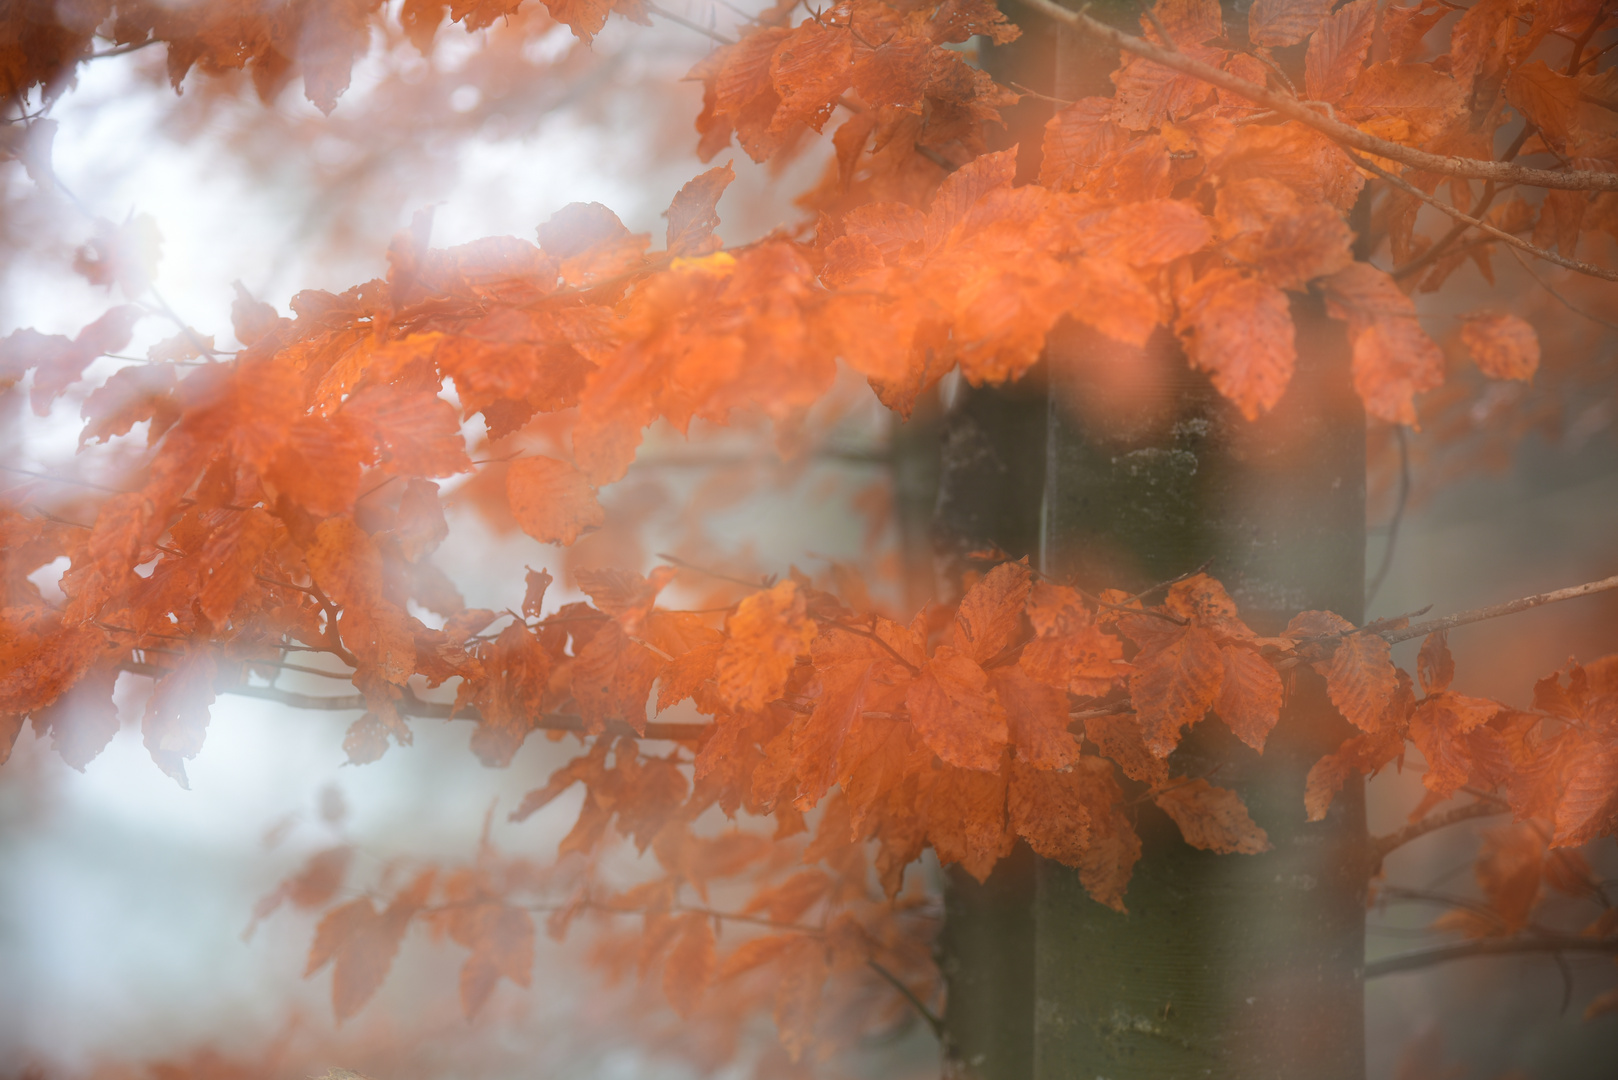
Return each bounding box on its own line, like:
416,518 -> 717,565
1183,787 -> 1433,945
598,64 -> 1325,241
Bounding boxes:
918,757 -> 1012,881
1461,312 -> 1540,381
991,665 -> 1081,770
952,559 -> 1032,663
1321,262 -> 1444,425
1129,625 -> 1224,756
1175,267 -> 1297,420
1248,0 -> 1332,47
506,455 -> 605,547
1304,0 -> 1375,103
1008,758 -> 1092,863
905,646 -> 1009,772
1408,692 -> 1504,799
1417,631 -> 1455,695
716,580 -> 816,712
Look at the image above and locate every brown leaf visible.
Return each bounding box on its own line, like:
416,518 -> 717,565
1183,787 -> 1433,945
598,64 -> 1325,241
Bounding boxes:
1408,692 -> 1504,799
666,163 -> 736,257
1153,778 -> 1270,854
1215,645 -> 1283,751
717,580 -> 816,712
1248,0 -> 1332,47
1082,711 -> 1168,785
1008,759 -> 1092,864
953,559 -> 1031,663
1317,629 -> 1398,733
1129,625 -> 1224,756
1461,312 -> 1540,381
1304,0 -> 1376,103
1416,631 -> 1454,695
991,665 -> 1080,770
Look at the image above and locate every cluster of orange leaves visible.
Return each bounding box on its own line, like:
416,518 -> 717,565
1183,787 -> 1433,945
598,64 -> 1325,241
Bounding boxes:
5,0 -> 1618,1063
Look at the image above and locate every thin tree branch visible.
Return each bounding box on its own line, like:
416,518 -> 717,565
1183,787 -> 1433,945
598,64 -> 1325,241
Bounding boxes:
811,617 -> 921,674
1382,573 -> 1618,645
643,1 -> 737,45
866,958 -> 944,1038
0,464 -> 127,493
1369,799 -> 1507,866
1365,935 -> 1618,979
1504,245 -> 1618,333
1365,426 -> 1409,609
116,661 -> 712,741
1346,150 -> 1618,282
1018,0 -> 1618,192
1391,124 -> 1536,282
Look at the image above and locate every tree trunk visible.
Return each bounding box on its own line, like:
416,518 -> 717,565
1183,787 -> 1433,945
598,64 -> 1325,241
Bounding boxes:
930,376 -> 1048,1080
935,4 -> 1368,1076
1034,311 -> 1369,1079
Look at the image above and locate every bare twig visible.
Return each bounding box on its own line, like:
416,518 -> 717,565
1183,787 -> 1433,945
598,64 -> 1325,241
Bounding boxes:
866,958 -> 944,1038
1382,573 -> 1618,645
116,661 -> 711,741
0,465 -> 127,494
1346,150 -> 1618,283
1391,123 -> 1537,282
812,616 -> 921,674
1365,935 -> 1618,979
658,552 -> 771,591
1369,799 -> 1507,867
1018,0 -> 1618,192
1504,245 -> 1618,333
643,1 -> 737,44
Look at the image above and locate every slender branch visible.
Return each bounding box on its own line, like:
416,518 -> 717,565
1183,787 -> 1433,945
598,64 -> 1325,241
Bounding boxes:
1365,426 -> 1409,608
866,958 -> 944,1038
643,1 -> 736,45
0,464 -> 127,493
1346,150 -> 1618,283
811,616 -> 921,674
86,38 -> 160,60
116,661 -> 712,741
1019,0 -> 1618,192
657,552 -> 771,591
1369,799 -> 1507,866
1504,245 -> 1618,333
1391,124 -> 1536,282
1122,559 -> 1212,606
1365,935 -> 1618,979
1382,573 -> 1618,645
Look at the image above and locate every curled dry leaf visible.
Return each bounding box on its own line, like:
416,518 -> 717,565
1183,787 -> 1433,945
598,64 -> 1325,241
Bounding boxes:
1153,778 -> 1271,854
1461,312 -> 1540,381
